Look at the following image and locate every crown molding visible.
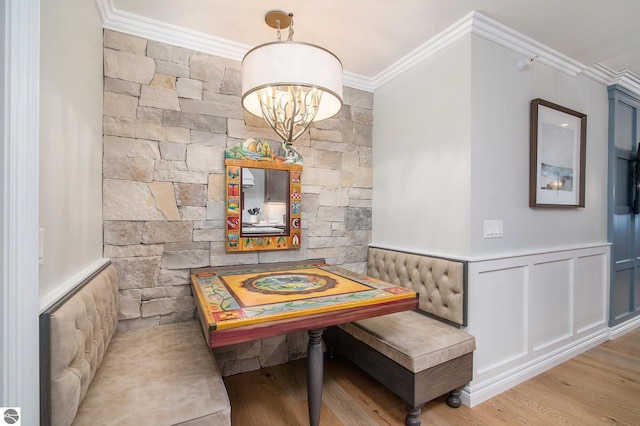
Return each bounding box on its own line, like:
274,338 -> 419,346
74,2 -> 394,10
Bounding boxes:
585,64 -> 640,94
95,0 -> 110,23
96,0 -> 375,92
342,72 -> 375,92
98,0 -> 248,62
373,10 -> 640,91
470,11 -> 585,77
98,1 -> 639,94
372,11 -> 588,88
372,11 -> 475,88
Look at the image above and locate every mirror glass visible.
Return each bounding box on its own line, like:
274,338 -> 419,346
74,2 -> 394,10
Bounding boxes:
225,139 -> 303,252
240,167 -> 289,236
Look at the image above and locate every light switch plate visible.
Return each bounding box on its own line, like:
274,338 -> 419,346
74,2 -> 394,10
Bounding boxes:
483,220 -> 503,239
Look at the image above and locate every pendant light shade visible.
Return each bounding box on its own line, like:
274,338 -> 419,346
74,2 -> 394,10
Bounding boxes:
241,12 -> 343,144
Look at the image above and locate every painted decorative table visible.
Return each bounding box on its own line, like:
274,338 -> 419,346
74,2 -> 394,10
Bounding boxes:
190,260 -> 418,426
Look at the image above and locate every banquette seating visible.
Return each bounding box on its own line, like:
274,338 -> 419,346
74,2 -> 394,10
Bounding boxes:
40,262 -> 231,426
325,246 -> 476,426
40,249 -> 474,426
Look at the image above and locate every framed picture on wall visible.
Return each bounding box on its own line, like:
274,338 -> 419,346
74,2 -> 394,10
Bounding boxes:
529,98 -> 587,208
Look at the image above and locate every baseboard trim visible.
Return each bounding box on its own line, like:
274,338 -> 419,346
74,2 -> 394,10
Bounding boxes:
463,328 -> 609,407
609,316 -> 640,340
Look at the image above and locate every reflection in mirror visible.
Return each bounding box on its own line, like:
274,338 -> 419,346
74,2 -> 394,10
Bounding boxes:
241,167 -> 289,237
225,139 -> 303,252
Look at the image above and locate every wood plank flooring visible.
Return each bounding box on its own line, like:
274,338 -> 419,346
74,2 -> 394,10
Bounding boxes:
223,327 -> 640,425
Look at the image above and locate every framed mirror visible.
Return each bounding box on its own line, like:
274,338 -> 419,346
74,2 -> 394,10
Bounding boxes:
225,139 -> 303,252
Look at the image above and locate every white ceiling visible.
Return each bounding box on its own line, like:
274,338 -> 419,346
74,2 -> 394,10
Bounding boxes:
108,0 -> 640,84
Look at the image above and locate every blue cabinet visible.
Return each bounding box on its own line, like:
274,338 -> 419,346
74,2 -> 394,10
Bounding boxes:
608,84 -> 640,326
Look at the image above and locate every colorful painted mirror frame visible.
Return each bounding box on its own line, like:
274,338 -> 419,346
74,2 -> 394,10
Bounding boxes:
224,139 -> 303,252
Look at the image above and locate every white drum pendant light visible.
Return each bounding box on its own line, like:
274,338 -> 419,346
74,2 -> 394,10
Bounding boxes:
241,11 -> 343,144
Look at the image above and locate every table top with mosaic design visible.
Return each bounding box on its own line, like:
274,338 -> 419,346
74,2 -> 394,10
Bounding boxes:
190,261 -> 418,347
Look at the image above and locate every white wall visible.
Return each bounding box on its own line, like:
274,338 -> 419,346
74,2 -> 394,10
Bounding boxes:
372,37 -> 472,257
39,0 -> 105,310
373,34 -> 609,261
371,29 -> 613,406
469,35 -> 609,258
461,35 -> 611,406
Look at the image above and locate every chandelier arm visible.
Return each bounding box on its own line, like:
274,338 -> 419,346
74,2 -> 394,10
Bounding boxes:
252,84 -> 328,144
287,89 -> 300,142
279,95 -> 293,141
259,91 -> 286,143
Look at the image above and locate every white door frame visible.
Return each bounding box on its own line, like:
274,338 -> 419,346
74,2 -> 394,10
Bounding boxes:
1,0 -> 40,421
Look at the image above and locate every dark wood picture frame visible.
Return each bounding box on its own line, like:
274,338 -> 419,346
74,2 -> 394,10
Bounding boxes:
529,98 -> 587,208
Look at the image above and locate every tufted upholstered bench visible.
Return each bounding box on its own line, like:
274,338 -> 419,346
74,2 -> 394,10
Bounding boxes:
40,261 -> 231,426
324,247 -> 475,426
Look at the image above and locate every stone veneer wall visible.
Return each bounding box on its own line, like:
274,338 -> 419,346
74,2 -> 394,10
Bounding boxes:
102,30 -> 373,375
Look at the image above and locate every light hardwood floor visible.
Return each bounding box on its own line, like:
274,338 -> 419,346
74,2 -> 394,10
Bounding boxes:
223,327 -> 640,425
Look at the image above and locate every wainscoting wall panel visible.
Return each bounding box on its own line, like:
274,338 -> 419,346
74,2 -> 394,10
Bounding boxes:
471,266 -> 528,376
463,244 -> 610,407
530,258 -> 572,353
575,253 -> 609,333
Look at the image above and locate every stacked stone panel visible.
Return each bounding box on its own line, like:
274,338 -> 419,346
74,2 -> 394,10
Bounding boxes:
102,30 -> 373,374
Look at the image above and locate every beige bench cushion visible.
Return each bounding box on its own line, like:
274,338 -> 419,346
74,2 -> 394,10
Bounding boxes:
339,310 -> 475,373
73,321 -> 231,426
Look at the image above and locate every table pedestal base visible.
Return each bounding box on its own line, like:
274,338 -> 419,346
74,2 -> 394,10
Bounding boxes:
307,328 -> 326,426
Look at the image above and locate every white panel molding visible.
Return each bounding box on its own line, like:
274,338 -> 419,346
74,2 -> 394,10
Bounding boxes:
531,330 -> 575,354
575,253 -> 609,334
472,266 -> 528,376
371,241 -> 611,263
38,257 -> 111,313
1,0 -> 40,418
468,242 -> 612,263
464,245 -> 610,407
530,259 -> 573,353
